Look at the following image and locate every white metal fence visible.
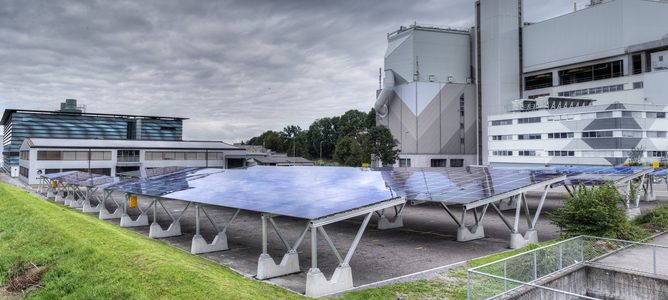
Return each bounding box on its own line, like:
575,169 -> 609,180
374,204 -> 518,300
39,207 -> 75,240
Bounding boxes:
467,235 -> 668,300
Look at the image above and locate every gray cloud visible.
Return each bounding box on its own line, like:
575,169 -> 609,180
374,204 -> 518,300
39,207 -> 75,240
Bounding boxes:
0,0 -> 590,142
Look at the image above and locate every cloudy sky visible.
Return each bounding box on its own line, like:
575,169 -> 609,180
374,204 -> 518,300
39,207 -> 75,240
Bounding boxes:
0,0 -> 592,142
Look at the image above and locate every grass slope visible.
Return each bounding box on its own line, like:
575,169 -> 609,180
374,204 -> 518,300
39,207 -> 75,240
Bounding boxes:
0,182 -> 301,300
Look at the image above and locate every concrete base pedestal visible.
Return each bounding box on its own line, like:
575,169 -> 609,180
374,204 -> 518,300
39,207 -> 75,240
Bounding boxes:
46,190 -> 55,200
82,201 -> 101,213
457,225 -> 485,242
149,222 -> 182,238
377,215 -> 403,230
68,199 -> 83,209
99,207 -> 123,220
256,252 -> 300,280
626,207 -> 642,220
498,198 -> 517,211
305,266 -> 353,298
644,192 -> 656,202
120,213 -> 149,227
190,233 -> 229,254
509,230 -> 538,249
54,193 -> 65,204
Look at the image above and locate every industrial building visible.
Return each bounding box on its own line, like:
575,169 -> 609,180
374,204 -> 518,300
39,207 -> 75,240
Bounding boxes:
18,138 -> 246,185
3,99 -> 185,176
375,0 -> 668,167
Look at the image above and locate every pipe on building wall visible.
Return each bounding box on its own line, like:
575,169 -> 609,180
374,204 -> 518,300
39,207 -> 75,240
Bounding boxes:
374,70 -> 396,119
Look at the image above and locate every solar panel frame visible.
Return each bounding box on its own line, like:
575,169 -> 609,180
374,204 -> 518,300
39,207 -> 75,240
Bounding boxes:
105,166 -> 402,220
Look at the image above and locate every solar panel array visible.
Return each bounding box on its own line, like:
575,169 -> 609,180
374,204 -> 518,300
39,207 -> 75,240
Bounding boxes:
523,166 -> 651,185
42,171 -> 116,187
378,167 -> 562,204
105,166 -> 396,220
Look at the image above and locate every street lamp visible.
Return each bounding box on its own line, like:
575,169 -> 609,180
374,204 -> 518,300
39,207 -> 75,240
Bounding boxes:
319,141 -> 323,162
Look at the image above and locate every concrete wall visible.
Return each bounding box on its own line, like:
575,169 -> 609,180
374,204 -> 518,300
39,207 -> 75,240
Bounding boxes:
497,265 -> 668,300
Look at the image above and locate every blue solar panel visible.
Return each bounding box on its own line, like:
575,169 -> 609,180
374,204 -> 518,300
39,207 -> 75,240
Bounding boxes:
42,171 -> 116,186
650,169 -> 667,176
106,166 -> 397,220
378,167 -> 563,204
495,166 -> 651,185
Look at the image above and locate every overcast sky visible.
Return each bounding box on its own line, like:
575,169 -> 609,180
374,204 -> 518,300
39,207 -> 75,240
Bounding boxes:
0,0 -> 592,142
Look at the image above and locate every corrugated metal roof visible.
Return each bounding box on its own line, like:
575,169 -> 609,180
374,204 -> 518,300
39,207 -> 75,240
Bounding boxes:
23,138 -> 239,150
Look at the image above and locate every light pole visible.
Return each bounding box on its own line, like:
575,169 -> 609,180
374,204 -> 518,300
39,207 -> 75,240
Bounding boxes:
319,141 -> 323,162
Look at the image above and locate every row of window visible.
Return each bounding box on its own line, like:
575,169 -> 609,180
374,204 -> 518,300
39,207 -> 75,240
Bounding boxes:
19,150 -> 29,160
144,151 -> 226,161
398,158 -> 464,168
36,151 -> 112,161
557,84 -> 624,97
19,166 -> 29,177
494,110 -> 668,126
491,150 -> 666,157
491,131 -> 666,140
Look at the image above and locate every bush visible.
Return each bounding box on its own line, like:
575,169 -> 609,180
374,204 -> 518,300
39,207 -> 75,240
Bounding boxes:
549,182 -> 628,238
634,204 -> 668,232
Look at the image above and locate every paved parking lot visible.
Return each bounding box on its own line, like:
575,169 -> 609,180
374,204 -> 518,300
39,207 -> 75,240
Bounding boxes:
99,184 -> 666,294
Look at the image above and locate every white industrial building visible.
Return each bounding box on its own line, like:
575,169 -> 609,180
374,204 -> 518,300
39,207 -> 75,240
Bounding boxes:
18,138 -> 251,185
375,0 -> 668,167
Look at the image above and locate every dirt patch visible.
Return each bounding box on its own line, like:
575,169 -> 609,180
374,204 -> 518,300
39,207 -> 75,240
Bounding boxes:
1,261 -> 48,296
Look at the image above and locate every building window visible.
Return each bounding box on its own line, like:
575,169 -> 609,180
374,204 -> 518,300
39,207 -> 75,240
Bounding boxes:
596,111 -> 613,118
622,111 -> 642,118
524,73 -> 553,90
450,159 -> 464,167
518,134 -> 541,140
548,151 -> 575,157
19,151 -> 29,160
492,151 -> 513,156
431,159 -> 447,167
633,81 -> 643,89
582,131 -> 613,138
558,60 -> 623,85
518,151 -> 536,156
546,115 -> 575,122
621,131 -> 642,138
19,166 -> 29,178
547,132 -> 574,139
517,117 -> 541,124
117,150 -> 140,162
160,126 -> 177,131
491,135 -> 512,141
398,158 -> 411,167
650,151 -> 667,157
646,112 -> 666,119
491,119 -> 512,126
36,151 -> 62,160
528,93 -> 550,99
632,54 -> 643,75
647,131 -> 667,138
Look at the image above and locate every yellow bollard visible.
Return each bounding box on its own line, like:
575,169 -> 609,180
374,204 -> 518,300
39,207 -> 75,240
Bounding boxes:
129,195 -> 138,208
51,180 -> 58,188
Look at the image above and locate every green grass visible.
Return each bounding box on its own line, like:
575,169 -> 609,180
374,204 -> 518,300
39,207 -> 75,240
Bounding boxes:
0,182 -> 302,300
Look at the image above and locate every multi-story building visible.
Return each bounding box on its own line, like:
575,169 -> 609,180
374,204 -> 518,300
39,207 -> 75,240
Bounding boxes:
2,99 -> 185,176
18,138 -> 248,185
488,99 -> 668,166
375,0 -> 668,167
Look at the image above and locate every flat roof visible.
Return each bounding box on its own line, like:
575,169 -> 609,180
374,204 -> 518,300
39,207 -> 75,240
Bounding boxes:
1,108 -> 188,124
23,138 -> 239,150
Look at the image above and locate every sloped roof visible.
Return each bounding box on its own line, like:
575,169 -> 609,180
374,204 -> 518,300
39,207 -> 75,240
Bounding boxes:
22,138 -> 238,150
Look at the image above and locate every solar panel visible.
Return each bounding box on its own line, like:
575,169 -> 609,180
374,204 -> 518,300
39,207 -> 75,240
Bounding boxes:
105,166 -> 397,220
42,171 -> 116,187
378,166 -> 563,204
517,166 -> 652,185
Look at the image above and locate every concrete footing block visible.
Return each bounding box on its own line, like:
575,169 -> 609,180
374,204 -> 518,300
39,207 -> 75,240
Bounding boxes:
256,252 -> 301,280
149,222 -> 182,238
305,266 -> 353,298
120,213 -> 149,227
68,199 -> 83,209
82,201 -> 101,213
46,190 -> 55,200
54,193 -> 65,204
457,225 -> 485,242
99,207 -> 123,220
190,233 -> 229,254
626,207 -> 642,220
509,230 -> 539,249
643,192 -> 656,202
377,215 -> 403,230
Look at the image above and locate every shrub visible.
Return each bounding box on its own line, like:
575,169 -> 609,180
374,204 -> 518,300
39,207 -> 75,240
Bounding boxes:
549,182 -> 627,238
634,204 -> 668,232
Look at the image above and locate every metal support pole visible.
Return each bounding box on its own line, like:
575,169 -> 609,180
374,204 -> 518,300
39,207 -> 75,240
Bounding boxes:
262,215 -> 268,255
532,252 -> 537,280
152,200 -> 157,223
559,243 -> 563,270
513,194 -> 522,233
467,271 -> 471,300
580,237 -> 585,262
503,260 -> 507,291
653,245 -> 657,275
343,212 -> 373,266
531,186 -> 550,229
311,226 -> 317,269
195,204 -> 201,235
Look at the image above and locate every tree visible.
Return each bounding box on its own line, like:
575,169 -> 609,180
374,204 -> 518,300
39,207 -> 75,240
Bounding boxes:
549,182 -> 627,238
245,130 -> 286,153
626,145 -> 645,166
333,136 -> 363,167
338,109 -> 368,139
365,108 -> 376,129
307,117 -> 339,159
367,126 -> 399,166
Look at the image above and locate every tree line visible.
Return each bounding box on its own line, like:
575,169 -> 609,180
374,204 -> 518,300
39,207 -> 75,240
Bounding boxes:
242,108 -> 399,166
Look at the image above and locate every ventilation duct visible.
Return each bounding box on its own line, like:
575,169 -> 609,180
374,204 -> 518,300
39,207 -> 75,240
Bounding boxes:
374,70 -> 396,119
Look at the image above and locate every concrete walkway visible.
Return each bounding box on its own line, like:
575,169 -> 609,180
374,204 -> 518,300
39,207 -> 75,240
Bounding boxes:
594,233 -> 668,277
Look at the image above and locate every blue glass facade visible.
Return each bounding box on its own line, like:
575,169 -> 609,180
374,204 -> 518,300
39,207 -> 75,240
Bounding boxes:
2,110 -> 184,172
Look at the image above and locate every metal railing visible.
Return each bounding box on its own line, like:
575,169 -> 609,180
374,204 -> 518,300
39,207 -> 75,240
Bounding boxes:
467,235 -> 668,300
